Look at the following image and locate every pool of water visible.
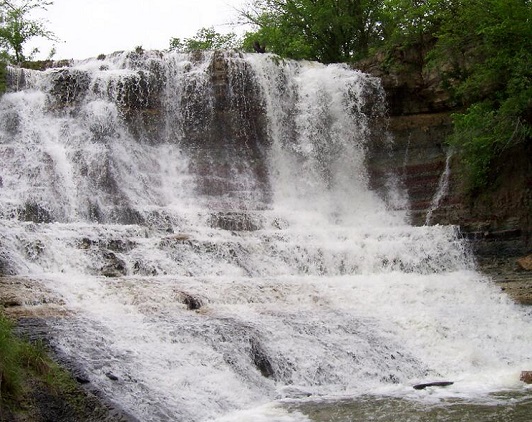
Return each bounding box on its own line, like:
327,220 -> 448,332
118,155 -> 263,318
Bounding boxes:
285,390 -> 532,421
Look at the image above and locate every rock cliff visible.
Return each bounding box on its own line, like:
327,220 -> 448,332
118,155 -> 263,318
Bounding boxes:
358,45 -> 532,301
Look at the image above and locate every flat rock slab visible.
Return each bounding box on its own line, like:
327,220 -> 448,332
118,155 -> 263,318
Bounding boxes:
0,276 -> 68,318
479,258 -> 532,306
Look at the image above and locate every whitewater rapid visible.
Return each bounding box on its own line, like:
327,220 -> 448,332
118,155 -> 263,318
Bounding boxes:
1,51 -> 531,421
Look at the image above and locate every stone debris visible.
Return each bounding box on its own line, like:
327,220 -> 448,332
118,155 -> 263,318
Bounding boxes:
520,371 -> 532,384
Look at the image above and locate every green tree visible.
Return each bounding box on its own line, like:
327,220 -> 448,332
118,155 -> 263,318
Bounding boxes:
0,0 -> 57,63
380,0 -> 454,46
239,0 -> 385,63
429,0 -> 532,189
169,27 -> 238,52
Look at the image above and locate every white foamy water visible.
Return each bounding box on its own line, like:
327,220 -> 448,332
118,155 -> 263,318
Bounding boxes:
1,51 -> 531,421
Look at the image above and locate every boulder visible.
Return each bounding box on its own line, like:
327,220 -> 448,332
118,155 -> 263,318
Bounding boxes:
100,252 -> 127,277
520,371 -> 532,384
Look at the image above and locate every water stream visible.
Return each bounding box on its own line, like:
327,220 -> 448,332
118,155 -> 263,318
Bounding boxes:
1,51 -> 531,421
425,149 -> 453,226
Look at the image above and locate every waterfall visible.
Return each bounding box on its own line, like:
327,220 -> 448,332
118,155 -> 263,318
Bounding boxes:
1,51 -> 531,422
425,149 -> 453,226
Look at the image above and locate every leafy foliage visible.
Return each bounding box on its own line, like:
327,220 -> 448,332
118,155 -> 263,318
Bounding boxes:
169,27 -> 238,52
380,0 -> 453,47
430,0 -> 532,189
0,0 -> 57,63
239,0 -> 386,63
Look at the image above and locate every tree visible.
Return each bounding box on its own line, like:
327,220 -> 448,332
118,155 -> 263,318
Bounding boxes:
380,0 -> 455,46
0,0 -> 57,63
428,0 -> 532,190
169,27 -> 238,52
238,0 -> 385,63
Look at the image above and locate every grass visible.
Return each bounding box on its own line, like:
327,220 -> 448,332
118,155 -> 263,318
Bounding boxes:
0,309 -> 93,420
0,311 -> 24,402
0,60 -> 7,95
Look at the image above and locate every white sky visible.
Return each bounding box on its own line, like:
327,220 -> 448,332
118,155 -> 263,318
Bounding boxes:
28,0 -> 249,60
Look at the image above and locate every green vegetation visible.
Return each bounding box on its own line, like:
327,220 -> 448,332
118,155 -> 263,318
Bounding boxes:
238,0 -> 386,62
0,1 -> 59,97
169,27 -> 238,53
0,310 -> 81,417
0,0 -> 58,64
431,0 -> 532,190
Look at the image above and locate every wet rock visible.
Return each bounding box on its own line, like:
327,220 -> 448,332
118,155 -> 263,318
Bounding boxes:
106,372 -> 119,381
520,371 -> 532,384
23,239 -> 45,261
485,258 -> 532,305
101,252 -> 127,277
166,233 -> 191,242
132,261 -> 158,276
413,381 -> 453,390
78,237 -> 94,249
250,338 -> 275,379
209,212 -> 263,231
17,202 -> 53,223
75,374 -> 91,384
108,207 -> 145,225
179,292 -> 203,310
50,68 -> 91,106
103,239 -> 137,253
0,250 -> 16,276
361,39 -> 532,264
0,278 -> 68,319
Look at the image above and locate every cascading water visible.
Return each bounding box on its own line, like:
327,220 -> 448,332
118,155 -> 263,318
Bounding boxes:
425,149 -> 453,226
1,51 -> 531,421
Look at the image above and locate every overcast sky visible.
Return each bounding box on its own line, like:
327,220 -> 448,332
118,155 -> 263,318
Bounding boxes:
28,0 -> 248,60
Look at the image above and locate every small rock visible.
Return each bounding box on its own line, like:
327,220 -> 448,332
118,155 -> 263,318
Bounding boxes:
76,375 -> 90,384
520,371 -> 532,384
106,372 -> 119,381
413,381 -> 453,390
181,292 -> 202,310
72,368 -> 91,384
516,255 -> 532,271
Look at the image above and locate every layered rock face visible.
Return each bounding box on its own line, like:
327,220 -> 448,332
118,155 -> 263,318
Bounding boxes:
360,47 -> 532,266
5,49 -> 530,265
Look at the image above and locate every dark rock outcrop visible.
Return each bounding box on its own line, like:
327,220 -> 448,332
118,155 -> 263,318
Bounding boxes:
358,44 -> 532,305
250,338 -> 275,378
359,45 -> 532,266
209,212 -> 263,231
413,381 -> 454,390
101,251 -> 127,277
179,292 -> 203,310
